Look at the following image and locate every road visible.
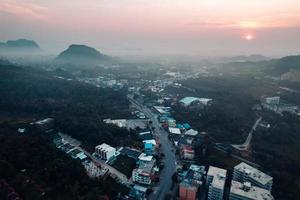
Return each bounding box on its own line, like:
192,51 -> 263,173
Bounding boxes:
60,133 -> 130,185
129,98 -> 177,200
232,116 -> 262,150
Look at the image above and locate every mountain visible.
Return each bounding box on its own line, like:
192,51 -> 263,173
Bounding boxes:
266,55 -> 300,75
55,44 -> 112,66
0,39 -> 41,54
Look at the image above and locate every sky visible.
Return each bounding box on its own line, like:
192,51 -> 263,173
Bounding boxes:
0,0 -> 300,57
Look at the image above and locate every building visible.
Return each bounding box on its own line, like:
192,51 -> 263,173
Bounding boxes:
143,139 -> 157,155
180,97 -> 212,107
95,143 -> 116,161
169,127 -> 181,135
229,181 -> 274,200
179,181 -> 198,200
181,146 -> 195,160
179,165 -> 206,200
206,166 -> 227,200
132,154 -> 156,185
264,96 -> 280,105
129,184 -> 148,200
233,162 -> 273,191
184,129 -> 199,137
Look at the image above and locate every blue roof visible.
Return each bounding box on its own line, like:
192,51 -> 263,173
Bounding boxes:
145,143 -> 153,149
183,123 -> 191,129
176,124 -> 184,129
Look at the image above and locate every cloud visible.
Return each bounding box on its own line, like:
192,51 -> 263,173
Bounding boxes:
0,0 -> 48,21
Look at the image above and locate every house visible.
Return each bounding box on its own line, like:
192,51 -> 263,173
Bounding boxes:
184,129 -> 199,137
181,146 -> 195,160
168,127 -> 181,135
138,130 -> 154,140
119,147 -> 142,161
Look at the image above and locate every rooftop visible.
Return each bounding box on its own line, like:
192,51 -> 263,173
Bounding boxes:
185,129 -> 199,136
230,181 -> 274,200
234,162 -> 273,185
143,139 -> 157,146
169,127 -> 181,134
138,153 -> 153,162
180,97 -> 212,106
95,143 -> 116,152
207,166 -> 227,189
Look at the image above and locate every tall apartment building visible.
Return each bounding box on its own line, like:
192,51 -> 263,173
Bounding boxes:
179,165 -> 206,200
179,181 -> 198,200
95,143 -> 116,161
229,181 -> 274,200
206,166 -> 227,200
233,162 -> 273,191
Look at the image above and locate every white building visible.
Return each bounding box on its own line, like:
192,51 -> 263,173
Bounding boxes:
207,166 -> 227,200
233,162 -> 273,191
168,127 -> 181,135
180,97 -> 212,107
95,143 -> 116,161
229,181 -> 274,200
264,96 -> 280,105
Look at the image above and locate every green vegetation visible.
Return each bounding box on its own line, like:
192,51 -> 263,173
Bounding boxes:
169,76 -> 300,200
111,155 -> 137,178
0,129 -> 128,200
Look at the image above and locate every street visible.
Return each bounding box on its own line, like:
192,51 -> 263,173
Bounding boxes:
129,98 -> 177,200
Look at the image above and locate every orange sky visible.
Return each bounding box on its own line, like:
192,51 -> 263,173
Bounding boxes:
0,0 -> 300,56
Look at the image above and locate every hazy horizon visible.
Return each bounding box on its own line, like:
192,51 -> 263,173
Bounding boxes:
1,0 -> 300,57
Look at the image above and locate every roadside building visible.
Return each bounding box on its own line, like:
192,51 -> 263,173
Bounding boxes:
168,127 -> 181,135
183,123 -> 191,130
179,165 -> 206,200
207,166 -> 227,200
119,147 -> 142,161
184,129 -> 199,137
181,146 -> 195,160
129,184 -> 148,200
132,154 -> 156,185
233,162 -> 273,191
229,181 -> 274,200
143,139 -> 157,155
138,130 -> 153,140
179,181 -> 198,200
95,143 -> 116,162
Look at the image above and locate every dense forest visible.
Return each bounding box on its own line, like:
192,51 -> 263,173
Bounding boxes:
0,60 -> 135,199
0,126 -> 128,200
0,60 -> 137,150
168,76 -> 300,200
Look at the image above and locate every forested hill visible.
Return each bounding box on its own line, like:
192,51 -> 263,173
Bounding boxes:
0,61 -> 133,148
0,61 -> 135,199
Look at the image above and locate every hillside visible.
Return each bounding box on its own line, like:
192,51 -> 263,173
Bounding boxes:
266,55 -> 300,76
55,44 -> 111,66
0,60 -> 134,149
0,39 -> 41,54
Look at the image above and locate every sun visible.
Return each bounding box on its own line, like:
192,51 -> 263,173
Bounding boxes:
245,35 -> 253,40
242,34 -> 254,41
